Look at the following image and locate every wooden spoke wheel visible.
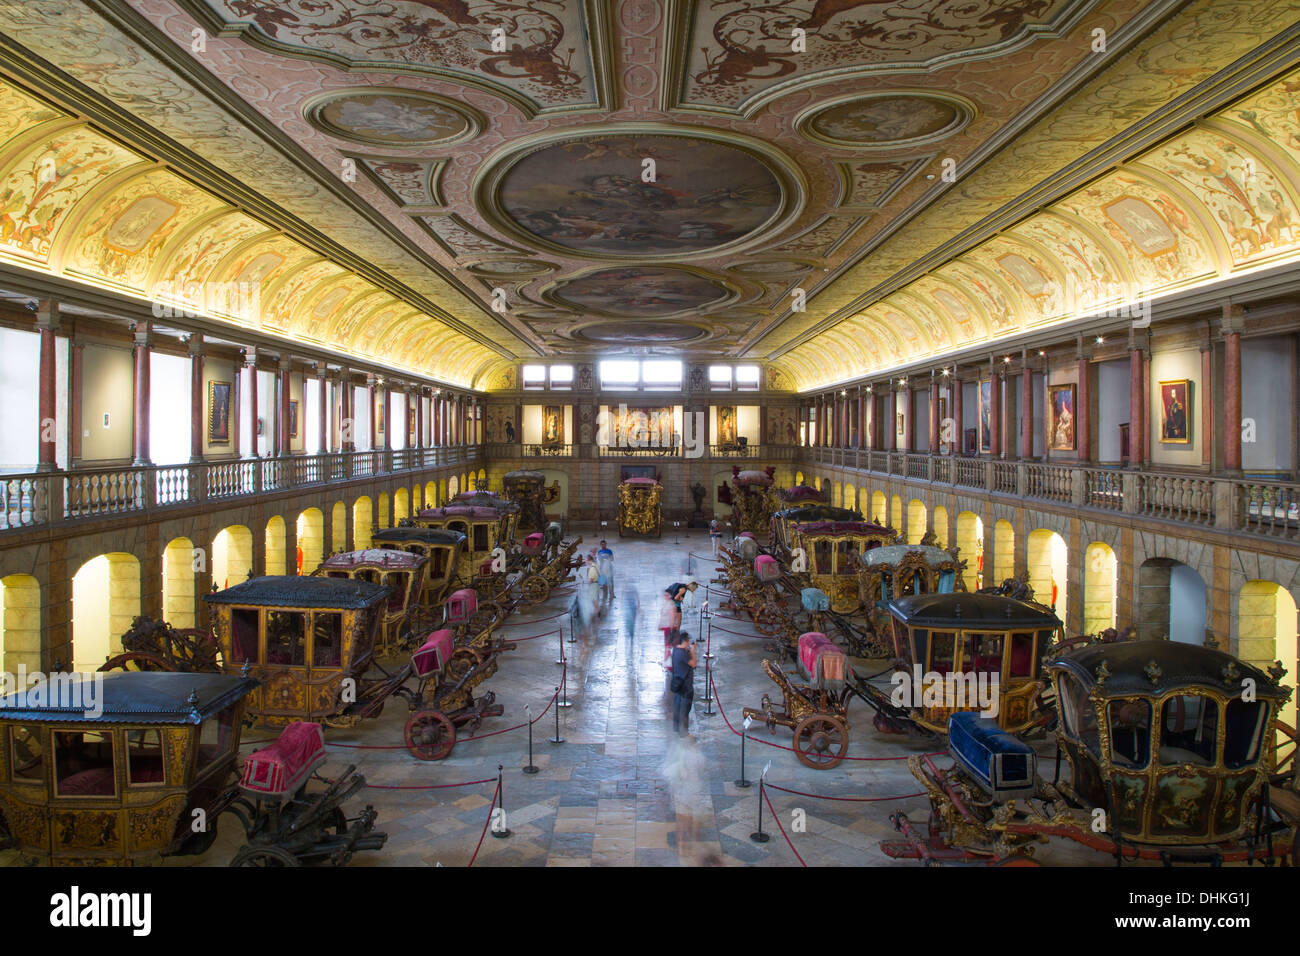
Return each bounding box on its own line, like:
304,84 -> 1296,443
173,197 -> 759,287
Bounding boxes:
518,574 -> 550,608
99,652 -> 176,672
404,709 -> 457,761
468,602 -> 502,634
231,845 -> 301,867
793,714 -> 849,769
753,604 -> 786,637
446,647 -> 481,682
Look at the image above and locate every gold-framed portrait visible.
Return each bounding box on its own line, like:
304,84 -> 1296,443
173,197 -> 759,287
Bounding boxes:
207,380 -> 231,444
1158,379 -> 1190,443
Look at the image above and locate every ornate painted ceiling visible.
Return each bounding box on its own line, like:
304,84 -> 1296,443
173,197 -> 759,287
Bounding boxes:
0,0 -> 1297,391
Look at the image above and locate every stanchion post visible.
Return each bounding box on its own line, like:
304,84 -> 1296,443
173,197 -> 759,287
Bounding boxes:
702,608 -> 714,661
735,714 -> 753,788
550,687 -> 565,744
567,612 -> 577,644
749,763 -> 771,843
700,656 -> 715,714
557,660 -> 572,708
523,705 -> 538,774
555,626 -> 566,665
491,765 -> 512,839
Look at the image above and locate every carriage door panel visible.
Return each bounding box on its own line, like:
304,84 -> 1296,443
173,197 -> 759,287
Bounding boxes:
1104,698 -> 1152,836
1149,694 -> 1218,840
307,612 -> 346,715
263,610 -> 309,718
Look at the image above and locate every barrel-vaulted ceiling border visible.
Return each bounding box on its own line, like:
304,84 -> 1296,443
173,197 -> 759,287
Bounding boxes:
0,79 -> 498,388
774,72 -> 1300,391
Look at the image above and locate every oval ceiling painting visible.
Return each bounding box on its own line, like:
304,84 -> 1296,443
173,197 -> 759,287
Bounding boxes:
305,89 -> 479,147
496,134 -> 783,257
572,321 -> 708,345
801,94 -> 970,148
551,267 -> 731,317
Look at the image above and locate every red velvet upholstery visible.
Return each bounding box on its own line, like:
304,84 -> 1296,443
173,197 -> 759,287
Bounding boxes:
446,588 -> 477,624
414,629 -> 455,678
754,554 -> 779,582
798,632 -> 845,683
58,767 -> 115,795
240,722 -> 326,797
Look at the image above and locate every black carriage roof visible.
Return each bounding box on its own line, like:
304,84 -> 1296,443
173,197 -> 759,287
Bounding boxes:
449,492 -> 519,512
0,672 -> 259,724
203,575 -> 391,609
371,527 -> 466,546
887,593 -> 1062,628
504,470 -> 545,480
1047,640 -> 1288,699
773,505 -> 862,521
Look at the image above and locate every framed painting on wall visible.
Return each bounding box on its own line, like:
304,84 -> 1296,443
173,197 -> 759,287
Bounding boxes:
408,405 -> 416,443
207,381 -> 231,444
542,405 -> 564,447
717,405 -> 737,446
289,400 -> 299,439
1048,384 -> 1075,451
1159,379 -> 1190,443
978,380 -> 992,452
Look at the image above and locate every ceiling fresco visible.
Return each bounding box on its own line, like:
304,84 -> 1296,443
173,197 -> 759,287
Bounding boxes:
0,0 -> 1296,390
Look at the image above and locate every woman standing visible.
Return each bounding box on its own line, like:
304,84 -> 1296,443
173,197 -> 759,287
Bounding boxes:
660,581 -> 697,670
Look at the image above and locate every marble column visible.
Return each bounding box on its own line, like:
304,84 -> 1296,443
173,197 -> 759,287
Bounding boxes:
131,322 -> 152,467
188,334 -> 204,463
1076,346 -> 1091,463
317,364 -> 327,454
951,371 -> 963,456
929,373 -> 940,453
246,351 -> 259,459
278,356 -> 291,458
69,332 -> 83,467
990,368 -> 1002,458
1128,341 -> 1144,469
886,388 -> 897,452
36,301 -> 58,472
1200,343 -> 1212,468
1224,306 -> 1243,473
1021,354 -> 1034,460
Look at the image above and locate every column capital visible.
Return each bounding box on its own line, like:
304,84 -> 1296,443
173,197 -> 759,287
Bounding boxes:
131,320 -> 152,347
242,347 -> 259,369
185,332 -> 204,356
1219,301 -> 1245,334
34,298 -> 60,331
278,353 -> 292,371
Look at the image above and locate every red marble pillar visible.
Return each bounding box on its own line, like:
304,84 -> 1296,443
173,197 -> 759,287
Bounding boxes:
929,376 -> 940,453
278,358 -> 291,458
189,336 -> 204,463
1142,349 -> 1152,466
886,390 -> 897,452
1200,345 -> 1212,467
951,375 -> 963,456
1224,330 -> 1242,472
1129,346 -> 1144,469
36,303 -> 58,471
864,393 -> 874,451
380,382 -> 391,452
416,389 -> 425,450
1021,363 -> 1034,460
990,372 -> 1002,458
1076,354 -> 1091,463
904,389 -> 915,452
367,378 -> 377,450
317,365 -> 327,454
132,323 -> 151,466
246,353 -> 259,458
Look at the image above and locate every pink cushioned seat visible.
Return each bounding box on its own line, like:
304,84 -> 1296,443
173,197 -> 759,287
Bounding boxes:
755,554 -> 779,582
446,588 -> 477,624
240,722 -> 325,798
413,629 -> 455,678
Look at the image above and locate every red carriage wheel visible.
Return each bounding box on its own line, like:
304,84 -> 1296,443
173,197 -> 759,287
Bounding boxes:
99,652 -> 176,672
405,709 -> 457,760
793,714 -> 849,769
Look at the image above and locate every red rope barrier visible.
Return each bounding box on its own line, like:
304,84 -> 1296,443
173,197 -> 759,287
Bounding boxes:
708,671 -> 938,763
461,683 -> 561,741
509,627 -> 562,643
467,779 -> 501,868
366,776 -> 496,791
500,609 -> 570,625
764,781 -> 927,803
706,620 -> 764,638
761,786 -> 806,867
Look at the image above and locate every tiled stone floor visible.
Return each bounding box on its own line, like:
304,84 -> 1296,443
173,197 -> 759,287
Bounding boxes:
5,530 -> 1139,867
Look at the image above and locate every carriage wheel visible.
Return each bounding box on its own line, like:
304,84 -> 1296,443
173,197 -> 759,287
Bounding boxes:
405,709 -> 457,761
753,604 -> 786,637
230,845 -> 301,867
446,647 -> 481,682
793,714 -> 849,769
99,652 -> 176,672
469,602 -> 501,634
519,575 -> 550,608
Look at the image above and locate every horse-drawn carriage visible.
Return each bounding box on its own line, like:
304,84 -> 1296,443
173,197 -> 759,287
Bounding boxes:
203,576 -> 513,758
776,483 -> 831,506
617,477 -> 663,537
769,504 -> 863,555
743,632 -> 854,769
718,466 -> 778,536
884,640 -> 1298,865
503,469 -> 558,534
788,519 -> 897,614
0,672 -> 385,865
370,527 -> 465,607
316,549 -> 429,657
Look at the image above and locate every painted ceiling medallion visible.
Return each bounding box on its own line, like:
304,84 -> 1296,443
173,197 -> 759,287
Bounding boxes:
728,258 -> 818,278
479,128 -> 802,260
549,267 -> 732,318
467,258 -> 557,277
799,93 -> 973,149
570,321 -> 710,345
304,89 -> 481,148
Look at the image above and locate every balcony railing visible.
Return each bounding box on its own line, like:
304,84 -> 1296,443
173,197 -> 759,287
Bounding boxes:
0,445 -> 482,532
802,446 -> 1300,544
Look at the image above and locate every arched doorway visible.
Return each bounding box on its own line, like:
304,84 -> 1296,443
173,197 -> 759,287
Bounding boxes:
871,491 -> 886,526
890,495 -> 902,532
0,574 -> 41,673
992,520 -> 1015,585
212,525 -> 252,590
447,475 -> 459,499
297,509 -> 324,574
906,499 -> 927,545
72,554 -> 140,671
956,512 -> 983,590
331,501 -> 347,554
1027,529 -> 1068,620
265,516 -> 287,575
353,497 -> 373,550
394,487 -> 410,524
794,470 -> 804,487
424,481 -> 437,508
377,492 -> 390,530
1236,582 -> 1298,749
932,506 -> 949,548
843,483 -> 856,512
1083,542 -> 1118,635
162,537 -> 196,628
1138,558 -> 1206,643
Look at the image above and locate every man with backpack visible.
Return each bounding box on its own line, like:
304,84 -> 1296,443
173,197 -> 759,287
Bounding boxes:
669,630 -> 697,737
